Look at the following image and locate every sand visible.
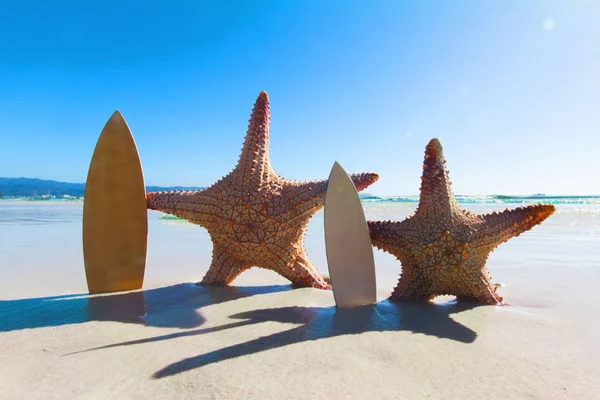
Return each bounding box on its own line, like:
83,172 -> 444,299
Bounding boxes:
1,202 -> 599,399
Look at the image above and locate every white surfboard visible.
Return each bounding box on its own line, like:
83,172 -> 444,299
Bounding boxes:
83,111 -> 148,294
324,162 -> 377,307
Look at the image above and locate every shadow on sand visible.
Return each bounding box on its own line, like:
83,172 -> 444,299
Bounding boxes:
0,283 -> 292,331
68,296 -> 481,378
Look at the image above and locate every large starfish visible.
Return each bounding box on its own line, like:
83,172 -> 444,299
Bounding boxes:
368,139 -> 555,305
147,91 -> 379,289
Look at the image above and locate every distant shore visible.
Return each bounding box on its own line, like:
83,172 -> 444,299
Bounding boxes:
0,177 -> 204,198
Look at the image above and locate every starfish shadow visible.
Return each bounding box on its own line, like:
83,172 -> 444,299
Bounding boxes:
151,300 -> 480,378
0,283 -> 292,332
72,298 -> 480,378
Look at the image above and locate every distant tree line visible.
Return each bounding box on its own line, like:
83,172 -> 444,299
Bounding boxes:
0,177 -> 204,197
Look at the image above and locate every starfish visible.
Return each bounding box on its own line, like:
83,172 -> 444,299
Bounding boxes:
147,91 -> 379,289
368,139 -> 555,305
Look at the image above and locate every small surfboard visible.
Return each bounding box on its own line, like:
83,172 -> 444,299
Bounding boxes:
324,162 -> 377,307
83,111 -> 148,294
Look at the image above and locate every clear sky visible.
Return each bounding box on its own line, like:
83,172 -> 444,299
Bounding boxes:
0,0 -> 598,196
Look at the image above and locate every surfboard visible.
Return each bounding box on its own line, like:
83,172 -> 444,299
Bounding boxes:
324,162 -> 377,307
83,111 -> 148,294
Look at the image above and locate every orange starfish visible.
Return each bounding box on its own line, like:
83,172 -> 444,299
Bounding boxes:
368,139 -> 555,305
147,91 -> 379,289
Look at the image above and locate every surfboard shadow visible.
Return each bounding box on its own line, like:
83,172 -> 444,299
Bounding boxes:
0,283 -> 292,332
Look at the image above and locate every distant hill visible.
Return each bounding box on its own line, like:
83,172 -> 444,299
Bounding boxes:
0,177 -> 204,197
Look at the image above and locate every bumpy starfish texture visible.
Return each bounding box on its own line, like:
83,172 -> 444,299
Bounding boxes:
368,139 -> 555,305
147,91 -> 379,289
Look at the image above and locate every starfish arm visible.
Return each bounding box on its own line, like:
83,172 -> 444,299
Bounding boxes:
272,250 -> 330,289
415,138 -> 461,218
281,178 -> 327,206
146,189 -> 220,226
367,220 -> 410,256
474,204 -> 556,248
201,243 -> 250,285
391,266 -> 436,302
454,277 -> 505,305
349,172 -> 380,192
233,91 -> 275,193
280,172 -> 379,222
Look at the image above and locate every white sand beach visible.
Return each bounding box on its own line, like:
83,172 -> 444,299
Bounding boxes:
1,201 -> 599,399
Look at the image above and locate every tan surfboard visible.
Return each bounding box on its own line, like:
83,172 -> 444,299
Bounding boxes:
324,162 -> 377,307
83,111 -> 148,294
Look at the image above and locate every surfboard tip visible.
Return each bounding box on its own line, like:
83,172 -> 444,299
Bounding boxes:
110,110 -> 125,121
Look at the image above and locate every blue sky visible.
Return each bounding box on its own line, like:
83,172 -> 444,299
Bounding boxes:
0,0 -> 598,195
